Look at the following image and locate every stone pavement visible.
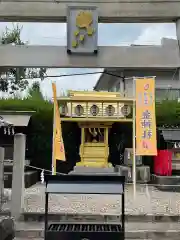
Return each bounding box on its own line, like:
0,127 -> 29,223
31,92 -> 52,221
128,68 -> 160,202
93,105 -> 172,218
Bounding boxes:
2,183 -> 180,215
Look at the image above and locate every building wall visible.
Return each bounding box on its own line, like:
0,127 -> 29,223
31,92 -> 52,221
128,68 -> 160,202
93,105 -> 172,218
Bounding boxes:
107,69 -> 180,100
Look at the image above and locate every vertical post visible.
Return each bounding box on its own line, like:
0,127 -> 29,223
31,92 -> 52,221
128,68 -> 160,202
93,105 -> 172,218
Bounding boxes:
121,182 -> 125,239
52,100 -> 56,175
132,78 -> 136,199
176,19 -> 180,49
44,192 -> 49,240
81,127 -> 85,164
11,133 -> 26,220
0,147 -> 5,209
105,127 -> 109,166
176,20 -> 180,85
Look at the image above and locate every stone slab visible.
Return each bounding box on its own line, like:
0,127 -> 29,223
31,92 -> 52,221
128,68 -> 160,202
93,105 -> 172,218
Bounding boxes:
152,174 -> 180,192
70,166 -> 116,175
4,171 -> 38,188
1,1 -> 180,23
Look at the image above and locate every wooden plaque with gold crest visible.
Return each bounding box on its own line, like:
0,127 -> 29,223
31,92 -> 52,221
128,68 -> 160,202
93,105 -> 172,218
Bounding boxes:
67,6 -> 98,54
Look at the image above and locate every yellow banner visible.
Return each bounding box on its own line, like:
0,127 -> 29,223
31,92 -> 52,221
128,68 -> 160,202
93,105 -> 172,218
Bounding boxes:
52,83 -> 66,164
135,78 -> 157,156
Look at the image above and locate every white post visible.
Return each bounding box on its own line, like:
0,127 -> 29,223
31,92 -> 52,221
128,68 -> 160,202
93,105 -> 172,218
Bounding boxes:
11,133 -> 26,220
0,147 -> 5,208
132,78 -> 136,199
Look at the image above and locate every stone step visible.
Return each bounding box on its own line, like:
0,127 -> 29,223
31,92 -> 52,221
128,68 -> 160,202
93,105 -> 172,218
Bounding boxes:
14,221 -> 180,239
21,212 -> 180,223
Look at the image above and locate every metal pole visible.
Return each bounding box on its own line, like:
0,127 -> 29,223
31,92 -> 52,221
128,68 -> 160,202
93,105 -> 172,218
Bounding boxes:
132,77 -> 136,199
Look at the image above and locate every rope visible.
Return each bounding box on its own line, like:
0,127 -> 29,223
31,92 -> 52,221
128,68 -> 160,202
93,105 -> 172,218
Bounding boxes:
4,160 -> 180,188
27,164 -> 180,188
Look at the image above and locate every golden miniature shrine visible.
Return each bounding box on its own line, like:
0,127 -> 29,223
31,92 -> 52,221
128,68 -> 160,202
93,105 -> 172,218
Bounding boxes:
58,91 -> 133,168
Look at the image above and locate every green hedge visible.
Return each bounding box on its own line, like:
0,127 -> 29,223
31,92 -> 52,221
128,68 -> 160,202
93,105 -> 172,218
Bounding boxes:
0,98 -> 180,172
0,98 -> 54,171
0,98 -> 82,172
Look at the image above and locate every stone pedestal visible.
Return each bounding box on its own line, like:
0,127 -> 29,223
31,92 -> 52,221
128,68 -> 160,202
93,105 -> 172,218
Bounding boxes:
3,160 -> 38,188
70,166 -> 118,175
124,148 -> 142,166
4,171 -> 38,188
115,165 -> 132,182
115,165 -> 150,183
152,174 -> 180,192
136,165 -> 150,183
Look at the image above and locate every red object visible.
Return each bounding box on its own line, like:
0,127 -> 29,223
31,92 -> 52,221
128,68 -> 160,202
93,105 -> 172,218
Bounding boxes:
154,150 -> 172,176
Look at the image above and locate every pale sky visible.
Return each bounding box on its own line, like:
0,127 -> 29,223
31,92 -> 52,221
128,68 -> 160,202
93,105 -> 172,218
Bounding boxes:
0,22 -> 177,98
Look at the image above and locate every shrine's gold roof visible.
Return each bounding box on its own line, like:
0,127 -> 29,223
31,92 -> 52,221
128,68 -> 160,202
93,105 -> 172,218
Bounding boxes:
68,90 -> 121,98
57,90 -> 133,123
57,90 -> 134,103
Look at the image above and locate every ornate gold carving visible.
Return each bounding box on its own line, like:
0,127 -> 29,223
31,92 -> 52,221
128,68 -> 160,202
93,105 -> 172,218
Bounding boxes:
76,11 -> 93,28
72,11 -> 95,48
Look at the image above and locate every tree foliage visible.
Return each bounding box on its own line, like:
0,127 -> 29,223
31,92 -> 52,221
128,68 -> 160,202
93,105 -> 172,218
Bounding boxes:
27,81 -> 44,100
0,24 -> 46,94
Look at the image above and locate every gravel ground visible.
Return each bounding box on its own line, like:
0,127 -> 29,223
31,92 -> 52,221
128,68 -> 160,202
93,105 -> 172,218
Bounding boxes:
2,183 -> 180,215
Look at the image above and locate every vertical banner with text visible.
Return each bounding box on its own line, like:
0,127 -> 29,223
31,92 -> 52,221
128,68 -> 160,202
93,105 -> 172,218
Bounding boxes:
135,78 -> 157,156
52,83 -> 66,163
